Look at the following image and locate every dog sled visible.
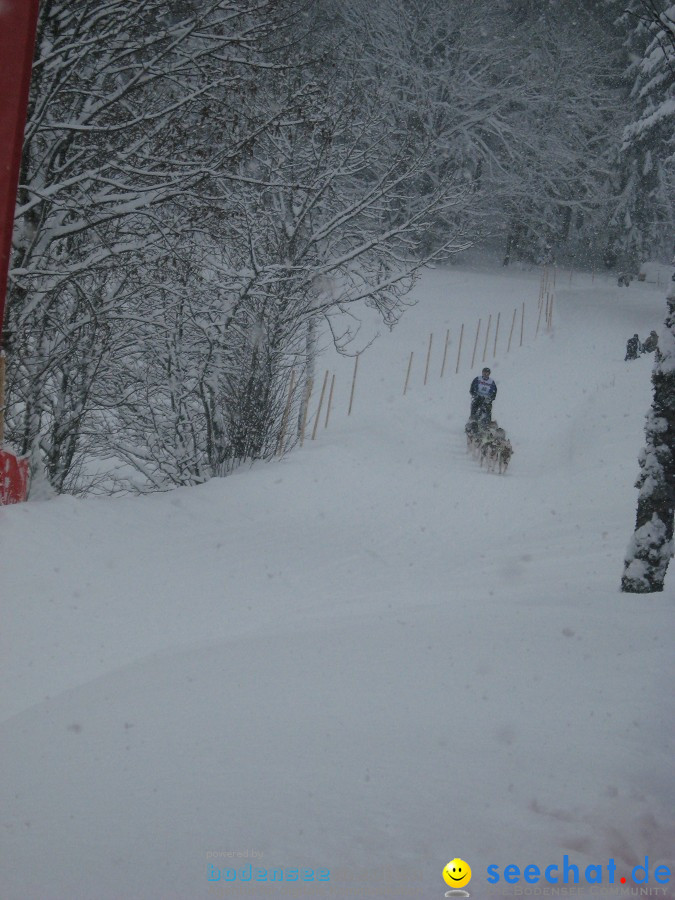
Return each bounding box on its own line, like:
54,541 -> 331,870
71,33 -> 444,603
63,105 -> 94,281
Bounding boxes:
465,414 -> 513,474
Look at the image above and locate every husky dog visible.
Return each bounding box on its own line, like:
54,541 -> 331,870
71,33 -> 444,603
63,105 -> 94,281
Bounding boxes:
491,428 -> 513,474
465,419 -> 513,473
465,418 -> 482,452
465,417 -> 488,457
478,422 -> 500,470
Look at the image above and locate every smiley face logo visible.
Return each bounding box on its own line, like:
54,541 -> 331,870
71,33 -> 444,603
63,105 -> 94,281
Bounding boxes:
443,858 -> 472,889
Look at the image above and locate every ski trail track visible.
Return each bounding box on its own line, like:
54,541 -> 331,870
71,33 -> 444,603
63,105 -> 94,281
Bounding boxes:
1,260 -> 673,900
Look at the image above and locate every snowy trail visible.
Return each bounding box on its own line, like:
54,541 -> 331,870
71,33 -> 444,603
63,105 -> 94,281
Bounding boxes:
1,261 -> 673,900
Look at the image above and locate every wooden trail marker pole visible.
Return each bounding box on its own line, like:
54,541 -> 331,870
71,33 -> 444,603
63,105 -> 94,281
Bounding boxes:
493,311 -> 501,358
455,323 -> 464,374
403,351 -> 414,395
440,329 -> 450,378
535,295 -> 544,338
547,293 -> 554,330
423,332 -> 433,386
324,374 -> 335,429
470,318 -> 482,369
299,377 -> 313,446
311,370 -> 329,440
538,269 -> 547,311
482,314 -> 492,363
539,268 -> 548,306
277,369 -> 296,455
347,354 -> 359,416
520,303 -> 525,347
507,308 -> 517,353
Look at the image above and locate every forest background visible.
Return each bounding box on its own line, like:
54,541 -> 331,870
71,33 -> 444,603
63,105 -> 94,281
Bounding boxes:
5,0 -> 674,495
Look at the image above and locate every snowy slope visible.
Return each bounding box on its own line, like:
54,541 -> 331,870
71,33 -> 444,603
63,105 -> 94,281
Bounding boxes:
1,260 -> 673,900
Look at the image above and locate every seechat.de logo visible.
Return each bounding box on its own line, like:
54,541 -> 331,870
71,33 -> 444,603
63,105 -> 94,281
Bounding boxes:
486,856 -> 671,888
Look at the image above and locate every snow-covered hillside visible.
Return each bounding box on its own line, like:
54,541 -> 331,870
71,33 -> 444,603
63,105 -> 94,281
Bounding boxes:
1,260 -> 673,900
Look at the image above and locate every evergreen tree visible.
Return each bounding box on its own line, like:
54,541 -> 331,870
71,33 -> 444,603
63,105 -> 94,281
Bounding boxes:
622,284 -> 675,593
604,0 -> 675,267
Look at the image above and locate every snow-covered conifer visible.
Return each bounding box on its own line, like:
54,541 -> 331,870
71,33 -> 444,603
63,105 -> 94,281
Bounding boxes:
604,0 -> 675,267
622,284 -> 675,592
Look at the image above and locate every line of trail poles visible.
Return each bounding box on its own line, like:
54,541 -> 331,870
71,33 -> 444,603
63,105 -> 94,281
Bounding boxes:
276,268 -> 555,455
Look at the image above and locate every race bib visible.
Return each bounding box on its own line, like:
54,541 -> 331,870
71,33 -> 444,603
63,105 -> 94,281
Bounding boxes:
476,378 -> 493,398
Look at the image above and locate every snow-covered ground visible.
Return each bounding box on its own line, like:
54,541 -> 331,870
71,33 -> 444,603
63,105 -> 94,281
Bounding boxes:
1,259 -> 673,900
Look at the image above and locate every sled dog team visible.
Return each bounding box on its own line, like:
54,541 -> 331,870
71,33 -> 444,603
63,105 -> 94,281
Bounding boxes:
465,418 -> 513,474
465,367 -> 513,474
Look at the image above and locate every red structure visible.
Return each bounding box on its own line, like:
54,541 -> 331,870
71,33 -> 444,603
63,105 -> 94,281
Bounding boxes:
0,449 -> 29,504
0,0 -> 40,504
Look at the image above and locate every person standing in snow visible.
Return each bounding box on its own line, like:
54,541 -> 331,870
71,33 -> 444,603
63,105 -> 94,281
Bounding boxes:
625,334 -> 641,360
469,367 -> 497,422
641,330 -> 658,354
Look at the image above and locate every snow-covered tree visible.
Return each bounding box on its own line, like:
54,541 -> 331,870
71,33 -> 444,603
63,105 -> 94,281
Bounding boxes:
8,0 -> 666,493
603,0 -> 675,267
5,0 -> 306,491
623,1 -> 675,152
103,37 -> 470,487
334,0 -> 515,250
495,2 -> 623,265
622,285 -> 675,593
6,0 -> 467,492
338,0 -> 623,266
619,2 -> 674,592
